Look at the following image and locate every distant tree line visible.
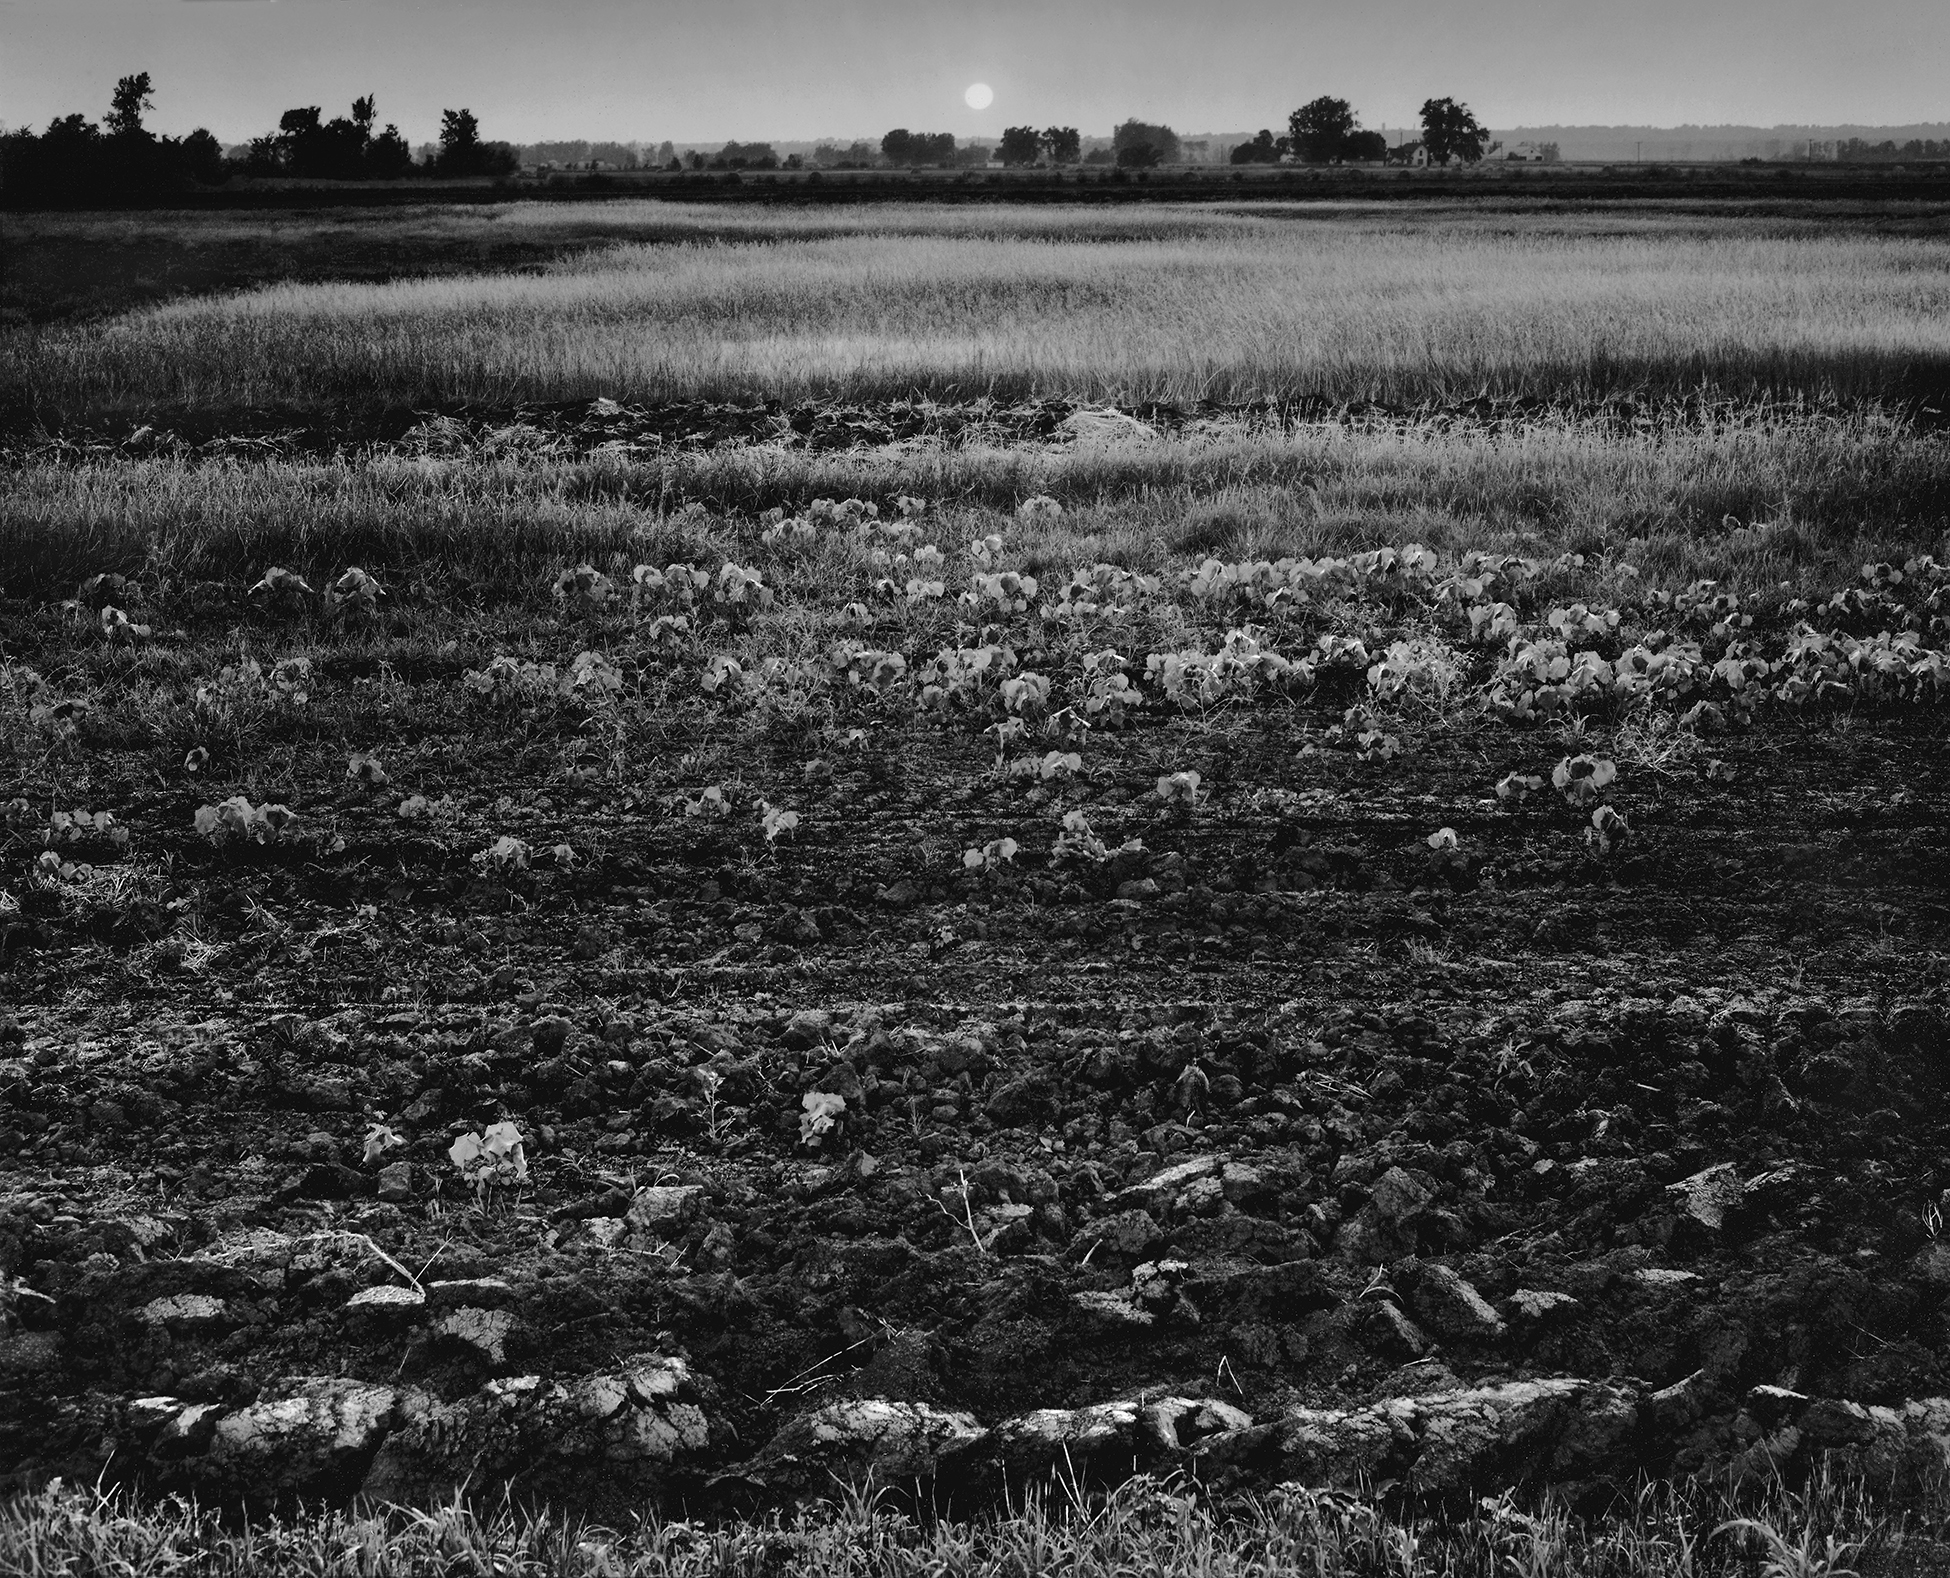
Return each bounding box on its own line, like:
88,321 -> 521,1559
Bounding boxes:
1,73 -> 225,206
1230,96 -> 1490,166
239,97 -> 415,179
1836,137 -> 1950,163
0,72 -> 527,206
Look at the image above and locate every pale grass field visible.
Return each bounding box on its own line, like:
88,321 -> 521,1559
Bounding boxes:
10,200 -> 1950,422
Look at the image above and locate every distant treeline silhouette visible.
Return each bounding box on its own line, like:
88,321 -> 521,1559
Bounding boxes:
7,73 -> 1941,210
1,74 -> 515,206
1836,137 -> 1950,162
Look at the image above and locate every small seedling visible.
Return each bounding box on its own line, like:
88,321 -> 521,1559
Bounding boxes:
800,1091 -> 846,1149
472,835 -> 531,873
683,786 -> 731,819
249,566 -> 315,606
1156,770 -> 1202,806
963,837 -> 1020,872
448,1120 -> 528,1200
362,1123 -> 404,1165
346,751 -> 390,786
1495,772 -> 1546,805
1586,803 -> 1631,855
999,671 -> 1050,716
760,802 -> 801,843
1051,809 -> 1138,866
193,796 -> 297,846
553,563 -> 618,608
1552,754 -> 1617,808
99,605 -> 152,644
1016,495 -> 1063,523
326,567 -> 385,619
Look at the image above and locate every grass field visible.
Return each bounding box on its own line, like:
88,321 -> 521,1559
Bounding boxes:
4,195 -> 1950,1570
3,1469 -> 1924,1578
9,199 -> 1950,429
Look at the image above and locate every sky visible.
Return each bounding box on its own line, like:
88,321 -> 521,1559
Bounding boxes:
2,0 -> 1947,147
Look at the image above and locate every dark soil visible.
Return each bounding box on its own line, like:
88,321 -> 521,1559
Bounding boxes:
2,571 -> 1947,1512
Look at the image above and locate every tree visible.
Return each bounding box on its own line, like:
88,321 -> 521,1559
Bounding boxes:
711,140 -> 778,170
180,127 -> 226,186
1418,97 -> 1488,165
437,107 -> 482,173
1344,129 -> 1388,163
881,129 -> 955,166
106,72 -> 154,138
1113,119 -> 1179,169
366,123 -> 414,179
1287,96 -> 1356,163
1040,126 -> 1081,164
1229,129 -> 1283,165
998,125 -> 1042,166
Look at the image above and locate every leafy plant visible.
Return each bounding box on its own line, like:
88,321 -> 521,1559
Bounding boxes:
683,786 -> 731,819
249,566 -> 315,609
1552,754 -> 1617,808
552,563 -> 619,609
759,802 -> 801,843
99,605 -> 152,644
362,1123 -> 404,1165
195,655 -> 312,714
631,562 -> 710,609
472,834 -> 531,873
43,809 -> 127,849
968,571 -> 1040,615
1495,771 -> 1546,804
346,751 -> 390,786
963,836 -> 1020,872
1006,750 -> 1082,782
999,671 -> 1051,717
326,567 -> 385,619
1586,803 -> 1631,855
1156,770 -> 1202,806
1016,495 -> 1063,522
1051,809 -> 1142,867
448,1120 -> 528,1200
193,796 -> 297,846
714,562 -> 773,615
799,1091 -> 846,1149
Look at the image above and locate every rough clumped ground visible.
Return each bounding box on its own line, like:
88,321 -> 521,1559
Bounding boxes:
1,447 -> 1948,1521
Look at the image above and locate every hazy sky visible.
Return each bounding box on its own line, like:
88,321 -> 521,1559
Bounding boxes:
3,0 -> 1946,146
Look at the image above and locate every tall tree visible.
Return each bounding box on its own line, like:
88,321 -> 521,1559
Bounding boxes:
1229,129 -> 1283,165
1112,119 -> 1179,169
1287,96 -> 1357,163
105,72 -> 154,138
1418,98 -> 1489,165
997,126 -> 1042,166
1039,126 -> 1081,165
438,107 -> 482,173
366,123 -> 414,179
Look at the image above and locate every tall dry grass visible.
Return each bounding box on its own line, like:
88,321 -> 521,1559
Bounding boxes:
10,201 -> 1950,425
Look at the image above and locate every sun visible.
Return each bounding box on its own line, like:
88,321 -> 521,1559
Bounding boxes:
964,83 -> 994,110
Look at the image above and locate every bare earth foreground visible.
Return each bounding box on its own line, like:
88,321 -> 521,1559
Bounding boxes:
1,203 -> 1950,1556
